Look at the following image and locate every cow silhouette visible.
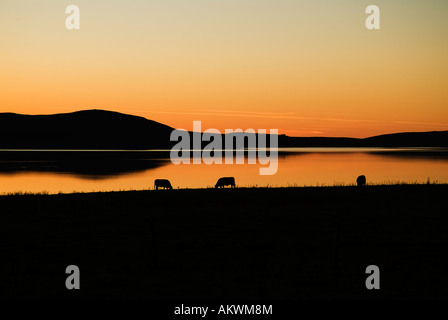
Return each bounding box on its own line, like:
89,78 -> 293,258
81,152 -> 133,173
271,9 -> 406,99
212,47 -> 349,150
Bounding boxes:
356,175 -> 366,187
154,179 -> 173,190
215,177 -> 236,189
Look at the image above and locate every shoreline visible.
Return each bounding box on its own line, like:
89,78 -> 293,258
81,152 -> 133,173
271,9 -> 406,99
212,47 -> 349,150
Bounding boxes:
1,182 -> 447,197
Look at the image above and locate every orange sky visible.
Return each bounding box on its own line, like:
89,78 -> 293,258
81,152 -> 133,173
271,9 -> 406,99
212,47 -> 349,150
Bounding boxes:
1,0 -> 447,138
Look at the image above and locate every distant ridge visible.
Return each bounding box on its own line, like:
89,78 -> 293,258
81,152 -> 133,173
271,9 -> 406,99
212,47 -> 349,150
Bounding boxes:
279,130 -> 448,147
363,131 -> 448,147
0,109 -> 447,149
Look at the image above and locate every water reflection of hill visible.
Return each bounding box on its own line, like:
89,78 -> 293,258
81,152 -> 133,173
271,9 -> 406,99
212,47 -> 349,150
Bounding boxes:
277,148 -> 448,159
1,148 -> 448,181
367,149 -> 448,160
0,151 -> 171,179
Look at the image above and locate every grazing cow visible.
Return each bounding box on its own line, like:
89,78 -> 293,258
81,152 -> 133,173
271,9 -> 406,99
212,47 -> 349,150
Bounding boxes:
154,179 -> 173,190
356,175 -> 366,187
215,177 -> 236,189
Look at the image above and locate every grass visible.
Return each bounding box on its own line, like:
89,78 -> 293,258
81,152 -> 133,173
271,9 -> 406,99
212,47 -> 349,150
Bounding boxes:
1,180 -> 445,196
1,184 -> 447,299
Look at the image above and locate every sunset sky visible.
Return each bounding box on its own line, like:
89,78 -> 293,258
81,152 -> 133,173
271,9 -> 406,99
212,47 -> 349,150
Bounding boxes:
1,0 -> 447,138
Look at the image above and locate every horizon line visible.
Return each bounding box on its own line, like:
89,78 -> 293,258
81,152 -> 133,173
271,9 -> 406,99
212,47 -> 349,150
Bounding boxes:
1,108 -> 448,140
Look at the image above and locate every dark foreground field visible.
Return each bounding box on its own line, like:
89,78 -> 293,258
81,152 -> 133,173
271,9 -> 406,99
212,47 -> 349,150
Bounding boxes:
1,185 -> 447,299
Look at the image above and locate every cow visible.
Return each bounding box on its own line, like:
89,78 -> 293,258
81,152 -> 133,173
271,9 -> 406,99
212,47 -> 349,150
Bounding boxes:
215,177 -> 236,189
356,175 -> 366,187
154,179 -> 173,190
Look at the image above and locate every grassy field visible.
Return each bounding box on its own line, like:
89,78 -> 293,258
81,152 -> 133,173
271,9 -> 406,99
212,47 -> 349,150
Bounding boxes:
1,184 -> 447,299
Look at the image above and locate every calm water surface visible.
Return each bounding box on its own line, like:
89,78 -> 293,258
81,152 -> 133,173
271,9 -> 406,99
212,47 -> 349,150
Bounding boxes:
1,148 -> 447,194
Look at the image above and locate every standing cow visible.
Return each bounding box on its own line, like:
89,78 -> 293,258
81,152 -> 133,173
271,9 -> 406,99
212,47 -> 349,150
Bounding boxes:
154,179 -> 173,190
215,177 -> 236,189
356,175 -> 366,187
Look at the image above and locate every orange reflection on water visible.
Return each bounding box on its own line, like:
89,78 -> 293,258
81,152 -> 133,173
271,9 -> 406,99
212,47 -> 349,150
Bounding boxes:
1,151 -> 448,194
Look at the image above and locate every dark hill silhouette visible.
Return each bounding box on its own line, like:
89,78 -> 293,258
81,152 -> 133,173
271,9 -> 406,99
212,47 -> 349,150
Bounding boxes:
0,110 -> 174,149
363,131 -> 448,147
0,109 -> 447,149
278,131 -> 448,147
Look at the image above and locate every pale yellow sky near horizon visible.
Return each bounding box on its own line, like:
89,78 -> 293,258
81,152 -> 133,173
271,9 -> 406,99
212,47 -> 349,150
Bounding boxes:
1,0 -> 447,137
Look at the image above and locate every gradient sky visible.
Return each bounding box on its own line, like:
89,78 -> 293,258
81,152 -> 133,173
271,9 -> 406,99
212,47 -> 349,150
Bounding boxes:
1,0 -> 447,137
